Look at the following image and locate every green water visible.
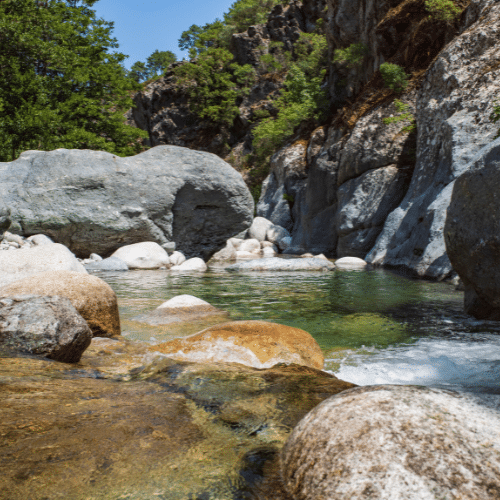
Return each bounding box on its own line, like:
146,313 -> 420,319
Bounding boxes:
97,265 -> 465,355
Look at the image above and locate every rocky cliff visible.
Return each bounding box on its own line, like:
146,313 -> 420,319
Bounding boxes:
129,0 -> 500,280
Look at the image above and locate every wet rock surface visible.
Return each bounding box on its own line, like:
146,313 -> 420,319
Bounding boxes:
226,256 -> 334,272
0,337 -> 354,500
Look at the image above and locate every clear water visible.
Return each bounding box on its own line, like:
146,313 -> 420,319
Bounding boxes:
95,263 -> 500,394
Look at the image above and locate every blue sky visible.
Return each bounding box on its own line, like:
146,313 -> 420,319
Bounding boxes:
92,0 -> 236,69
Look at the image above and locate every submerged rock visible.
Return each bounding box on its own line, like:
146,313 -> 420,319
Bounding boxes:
0,295 -> 91,362
149,320 -> 324,370
0,271 -> 121,337
85,256 -> 129,272
226,257 -> 334,272
132,295 -> 227,325
0,338 -> 354,500
282,385 -> 500,500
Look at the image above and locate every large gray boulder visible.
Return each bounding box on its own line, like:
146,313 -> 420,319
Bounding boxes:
445,137 -> 500,318
0,295 -> 92,363
281,385 -> 500,500
0,146 -> 254,260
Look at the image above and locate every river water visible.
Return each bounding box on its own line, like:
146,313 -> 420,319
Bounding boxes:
97,262 -> 500,395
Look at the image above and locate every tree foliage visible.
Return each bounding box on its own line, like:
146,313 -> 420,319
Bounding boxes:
380,63 -> 409,92
129,50 -> 177,82
425,0 -> 461,22
178,0 -> 283,57
333,43 -> 369,68
173,48 -> 255,125
0,0 -> 147,162
490,101 -> 500,138
252,33 -> 328,163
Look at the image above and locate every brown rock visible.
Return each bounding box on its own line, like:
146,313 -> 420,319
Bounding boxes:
0,271 -> 120,337
281,385 -> 500,500
149,320 -> 324,370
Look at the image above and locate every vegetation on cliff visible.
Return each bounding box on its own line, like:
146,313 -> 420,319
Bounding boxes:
0,0 -> 147,162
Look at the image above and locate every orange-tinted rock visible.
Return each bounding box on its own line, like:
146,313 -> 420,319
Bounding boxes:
149,320 -> 324,369
0,271 -> 120,337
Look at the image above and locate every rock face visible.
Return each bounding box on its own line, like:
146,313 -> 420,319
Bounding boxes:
133,295 -> 228,325
0,243 -> 87,287
281,385 -> 500,500
0,271 -> 121,337
445,137 -> 500,319
226,256 -> 334,272
0,295 -> 92,363
1,146 -> 254,260
150,320 -> 324,370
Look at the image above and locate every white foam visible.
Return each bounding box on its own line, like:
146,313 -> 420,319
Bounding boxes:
329,336 -> 500,392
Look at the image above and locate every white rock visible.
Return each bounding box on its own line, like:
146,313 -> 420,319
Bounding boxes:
236,251 -> 260,259
239,239 -> 261,254
8,242 -> 20,249
169,251 -> 186,266
301,253 -> 314,258
334,256 -> 367,269
157,295 -> 212,310
266,225 -> 291,250
3,231 -> 24,246
171,257 -> 207,272
0,243 -> 87,287
261,241 -> 275,249
111,242 -> 170,269
27,234 -> 55,246
89,253 -> 102,262
314,254 -> 328,261
262,246 -> 277,257
228,238 -> 245,251
248,217 -> 275,241
209,241 -> 237,261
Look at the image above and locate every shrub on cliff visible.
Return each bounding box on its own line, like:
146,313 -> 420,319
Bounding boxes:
380,63 -> 409,92
425,0 -> 461,22
0,0 -> 148,162
333,43 -> 369,68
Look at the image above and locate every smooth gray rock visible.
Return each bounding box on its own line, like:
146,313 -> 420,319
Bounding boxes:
1,146 -> 253,260
27,234 -> 54,246
226,257 -> 334,272
111,242 -> 170,269
209,241 -> 237,261
335,165 -> 408,258
266,224 -> 291,251
366,1 -> 500,278
171,257 -> 207,272
84,256 -> 129,272
282,385 -> 500,500
0,295 -> 92,363
445,137 -> 500,318
169,251 -> 186,266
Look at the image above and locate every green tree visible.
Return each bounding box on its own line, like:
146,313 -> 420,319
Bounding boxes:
379,63 -> 409,92
425,0 -> 461,22
173,47 -> 255,125
0,0 -> 147,161
146,50 -> 176,77
129,61 -> 148,82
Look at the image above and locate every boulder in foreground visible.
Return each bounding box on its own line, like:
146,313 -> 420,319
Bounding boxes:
0,271 -> 121,337
281,385 -> 500,500
226,257 -> 334,272
0,243 -> 87,287
0,295 -> 91,363
1,146 -> 254,260
149,320 -> 324,370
